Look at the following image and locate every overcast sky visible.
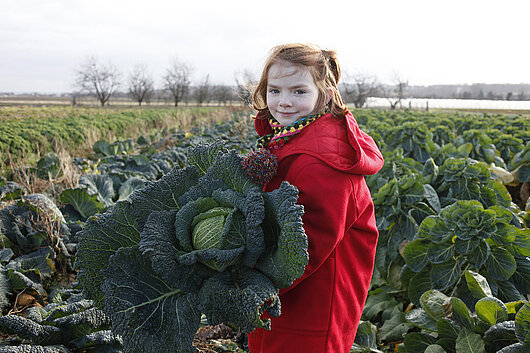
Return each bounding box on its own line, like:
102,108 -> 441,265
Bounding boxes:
1,0 -> 529,94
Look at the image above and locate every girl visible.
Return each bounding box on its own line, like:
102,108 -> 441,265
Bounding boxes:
247,43 -> 384,353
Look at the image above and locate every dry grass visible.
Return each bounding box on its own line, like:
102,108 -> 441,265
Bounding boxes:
6,145 -> 82,200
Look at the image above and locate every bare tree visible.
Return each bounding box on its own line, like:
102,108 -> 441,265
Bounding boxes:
194,74 -> 211,106
382,73 -> 408,109
234,69 -> 256,107
212,84 -> 233,106
163,58 -> 193,107
128,64 -> 154,106
75,56 -> 121,107
340,72 -> 379,108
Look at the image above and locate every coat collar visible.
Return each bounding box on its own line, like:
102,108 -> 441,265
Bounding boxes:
254,111 -> 384,176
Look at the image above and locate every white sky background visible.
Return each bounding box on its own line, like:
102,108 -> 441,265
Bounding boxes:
1,0 -> 529,94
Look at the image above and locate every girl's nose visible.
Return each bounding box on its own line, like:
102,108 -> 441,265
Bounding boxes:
279,94 -> 292,107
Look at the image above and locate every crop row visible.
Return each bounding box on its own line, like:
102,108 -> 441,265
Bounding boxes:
0,106 -> 247,171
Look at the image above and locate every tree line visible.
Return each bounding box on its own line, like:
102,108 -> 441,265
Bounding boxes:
74,56 -> 256,107
74,56 -> 413,109
74,57 -> 529,110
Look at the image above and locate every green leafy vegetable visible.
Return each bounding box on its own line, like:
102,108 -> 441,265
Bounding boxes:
75,141 -> 308,352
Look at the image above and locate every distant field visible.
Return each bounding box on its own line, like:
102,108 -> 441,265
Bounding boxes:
3,95 -> 530,116
0,105 -> 251,172
0,95 -> 241,108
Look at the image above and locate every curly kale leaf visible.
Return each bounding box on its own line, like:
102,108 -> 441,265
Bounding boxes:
199,268 -> 280,332
42,299 -> 94,321
257,181 -> 309,288
70,330 -> 123,352
52,307 -> 111,339
6,248 -> 56,283
203,149 -> 257,194
138,210 -> 211,293
102,246 -> 201,353
1,264 -> 12,312
5,270 -> 45,296
186,140 -> 227,175
75,166 -> 201,307
0,315 -> 63,345
0,345 -> 72,353
129,166 -> 200,229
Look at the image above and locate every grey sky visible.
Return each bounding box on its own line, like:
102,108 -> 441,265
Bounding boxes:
1,0 -> 529,93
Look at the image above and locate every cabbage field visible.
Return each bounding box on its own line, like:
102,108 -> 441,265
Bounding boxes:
0,107 -> 529,353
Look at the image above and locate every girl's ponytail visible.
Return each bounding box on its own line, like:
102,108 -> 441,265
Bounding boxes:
321,50 -> 341,86
320,49 -> 348,117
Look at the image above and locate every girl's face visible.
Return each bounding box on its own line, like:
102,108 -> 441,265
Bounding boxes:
266,61 -> 319,126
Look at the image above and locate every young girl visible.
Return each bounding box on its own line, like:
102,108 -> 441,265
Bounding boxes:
247,43 -> 384,353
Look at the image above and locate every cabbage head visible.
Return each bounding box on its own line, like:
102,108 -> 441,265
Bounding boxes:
75,141 -> 309,353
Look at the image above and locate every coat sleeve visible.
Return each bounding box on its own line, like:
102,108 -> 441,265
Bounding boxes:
278,155 -> 357,296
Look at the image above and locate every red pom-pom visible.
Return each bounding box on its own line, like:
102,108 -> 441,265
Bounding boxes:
242,148 -> 278,186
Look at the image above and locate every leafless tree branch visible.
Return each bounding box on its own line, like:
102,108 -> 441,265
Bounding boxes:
75,56 -> 121,107
128,64 -> 154,106
382,73 -> 408,109
194,74 -> 211,106
340,71 -> 380,108
163,58 -> 193,107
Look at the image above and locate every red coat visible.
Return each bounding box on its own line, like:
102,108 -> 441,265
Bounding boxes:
248,112 -> 384,353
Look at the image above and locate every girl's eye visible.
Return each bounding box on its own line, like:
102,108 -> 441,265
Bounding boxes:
268,89 -> 279,94
294,90 -> 306,95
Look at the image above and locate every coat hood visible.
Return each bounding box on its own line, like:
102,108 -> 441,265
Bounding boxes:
254,111 -> 384,175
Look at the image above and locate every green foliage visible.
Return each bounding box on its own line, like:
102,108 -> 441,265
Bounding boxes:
78,174 -> 115,207
434,158 -> 512,208
384,122 -> 436,163
373,174 -> 438,283
75,141 -> 308,352
350,109 -> 528,352
74,201 -> 141,307
117,176 -> 145,201
402,201 -> 528,303
59,188 -> 105,221
0,194 -> 70,255
0,179 -> 27,202
93,139 -> 135,157
510,142 -> 530,183
366,149 -> 423,191
431,125 -> 456,146
458,129 -> 505,167
3,108 -> 529,352
36,153 -> 62,180
0,106 -> 243,172
494,135 -> 523,163
351,321 -> 383,352
399,275 -> 530,353
0,289 -> 122,352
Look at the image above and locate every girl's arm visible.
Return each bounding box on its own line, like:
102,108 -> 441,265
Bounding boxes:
278,156 -> 357,296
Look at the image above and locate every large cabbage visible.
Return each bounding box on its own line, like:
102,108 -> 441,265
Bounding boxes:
75,141 -> 308,353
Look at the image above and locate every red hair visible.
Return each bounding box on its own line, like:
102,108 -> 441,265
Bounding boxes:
252,43 -> 349,119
